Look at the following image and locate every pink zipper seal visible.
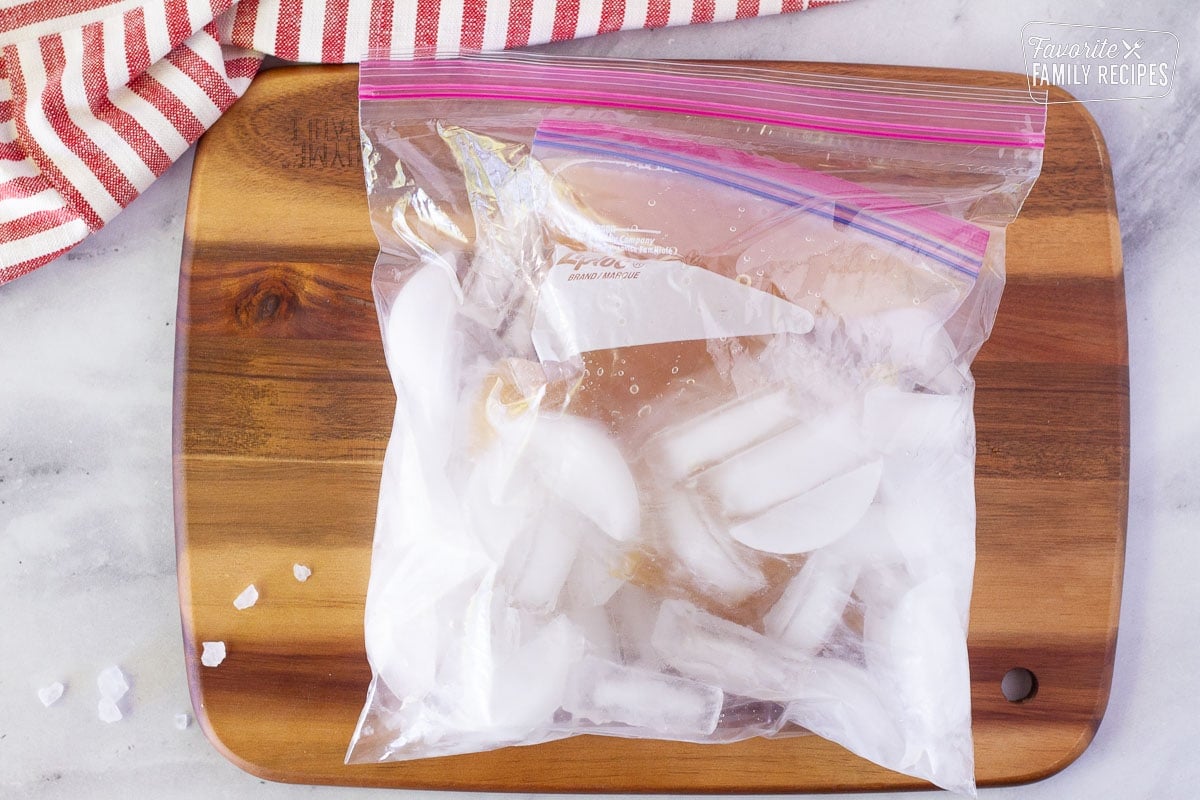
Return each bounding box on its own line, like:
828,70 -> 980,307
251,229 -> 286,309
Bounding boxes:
360,58 -> 1047,149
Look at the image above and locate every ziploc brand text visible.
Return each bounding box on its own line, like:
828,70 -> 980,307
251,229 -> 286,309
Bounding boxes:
560,251 -> 645,281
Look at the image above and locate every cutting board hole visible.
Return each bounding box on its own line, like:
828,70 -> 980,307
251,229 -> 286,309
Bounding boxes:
1001,668 -> 1038,703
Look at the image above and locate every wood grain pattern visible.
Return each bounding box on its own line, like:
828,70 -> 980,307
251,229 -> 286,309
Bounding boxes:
174,64 -> 1127,791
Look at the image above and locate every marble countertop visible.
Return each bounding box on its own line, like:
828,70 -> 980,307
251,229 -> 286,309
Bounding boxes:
2,1 -> 1195,797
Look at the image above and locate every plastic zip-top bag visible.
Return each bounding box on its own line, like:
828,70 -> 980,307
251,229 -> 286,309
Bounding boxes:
351,53 -> 1046,795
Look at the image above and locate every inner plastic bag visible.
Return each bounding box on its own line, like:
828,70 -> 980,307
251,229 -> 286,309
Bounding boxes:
350,54 -> 1046,795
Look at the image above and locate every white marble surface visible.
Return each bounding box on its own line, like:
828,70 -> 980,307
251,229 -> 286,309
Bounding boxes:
1,1 -> 1196,797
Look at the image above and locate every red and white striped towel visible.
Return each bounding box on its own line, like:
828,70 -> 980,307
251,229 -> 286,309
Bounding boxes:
0,0 -> 845,285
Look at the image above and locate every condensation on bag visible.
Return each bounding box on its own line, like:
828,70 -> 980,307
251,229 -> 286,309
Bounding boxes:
350,54 -> 1046,796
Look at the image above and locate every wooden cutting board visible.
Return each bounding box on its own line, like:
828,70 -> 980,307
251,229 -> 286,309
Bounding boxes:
174,63 -> 1127,791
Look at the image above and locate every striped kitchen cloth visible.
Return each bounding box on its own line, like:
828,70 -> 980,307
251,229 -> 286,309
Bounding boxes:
0,0 -> 846,285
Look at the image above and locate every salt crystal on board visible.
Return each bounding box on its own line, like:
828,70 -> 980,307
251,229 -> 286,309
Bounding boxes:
37,682 -> 64,707
201,641 -> 227,667
98,698 -> 123,723
233,584 -> 259,610
97,666 -> 129,701
293,564 -> 312,582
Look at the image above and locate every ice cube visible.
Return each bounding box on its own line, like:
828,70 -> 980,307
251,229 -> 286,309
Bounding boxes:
863,575 -> 974,794
701,408 -> 868,518
490,616 -> 585,729
200,641 -> 226,667
505,501 -> 581,612
563,656 -> 723,736
879,453 -> 975,614
568,605 -> 619,659
607,584 -> 663,667
383,263 -> 461,443
852,562 -> 913,610
364,534 -> 493,699
462,440 -> 541,564
97,665 -> 129,701
851,309 -> 964,394
37,682 -> 64,707
764,551 -> 860,654
525,413 -> 640,542
784,658 -> 906,769
369,451 -> 478,570
729,459 -> 882,554
233,584 -> 259,610
862,386 -> 969,456
657,491 -> 766,602
174,713 -> 191,730
98,698 -> 123,723
651,599 -> 808,701
293,564 -> 312,582
825,504 -> 899,566
366,584 -> 447,701
477,397 -> 639,558
424,574 -> 509,731
564,536 -> 627,609
866,575 -> 971,736
649,388 -> 799,478
509,529 -> 578,612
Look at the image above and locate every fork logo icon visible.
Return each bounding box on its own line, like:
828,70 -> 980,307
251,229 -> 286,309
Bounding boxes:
1122,38 -> 1144,60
